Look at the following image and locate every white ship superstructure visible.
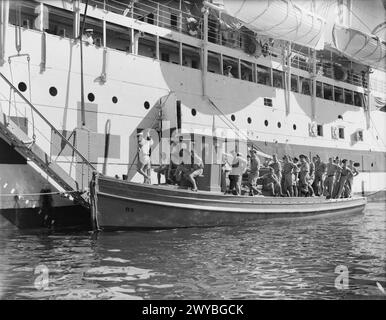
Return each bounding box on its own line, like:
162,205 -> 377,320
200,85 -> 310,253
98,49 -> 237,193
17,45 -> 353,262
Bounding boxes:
0,0 -> 385,226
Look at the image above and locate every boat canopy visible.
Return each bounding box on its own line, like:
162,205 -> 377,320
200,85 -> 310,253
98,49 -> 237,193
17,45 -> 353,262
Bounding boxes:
218,0 -> 326,49
332,24 -> 386,72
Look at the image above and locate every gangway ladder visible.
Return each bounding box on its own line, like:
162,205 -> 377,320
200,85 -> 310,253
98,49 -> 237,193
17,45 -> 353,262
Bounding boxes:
0,71 -> 97,209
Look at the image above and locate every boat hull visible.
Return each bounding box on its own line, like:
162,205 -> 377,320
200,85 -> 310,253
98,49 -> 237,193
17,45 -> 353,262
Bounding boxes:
94,177 -> 367,229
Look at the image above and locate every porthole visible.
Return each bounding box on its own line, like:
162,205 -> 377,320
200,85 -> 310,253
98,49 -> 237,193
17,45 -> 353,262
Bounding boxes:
264,120 -> 268,127
144,101 -> 150,109
18,82 -> 27,92
277,122 -> 281,128
112,96 -> 118,104
371,163 -> 374,167
293,124 -> 297,130
88,93 -> 95,102
231,115 -> 236,122
49,87 -> 58,97
247,117 -> 252,124
191,108 -> 197,116
338,115 -> 343,120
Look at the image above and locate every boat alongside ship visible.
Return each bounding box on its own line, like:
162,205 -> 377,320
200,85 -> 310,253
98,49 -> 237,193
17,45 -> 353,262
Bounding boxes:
90,174 -> 367,230
0,0 -> 385,229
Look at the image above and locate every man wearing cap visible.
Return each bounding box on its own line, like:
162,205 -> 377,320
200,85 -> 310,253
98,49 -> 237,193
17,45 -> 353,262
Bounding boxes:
225,65 -> 234,78
136,131 -> 153,184
259,167 -> 282,196
335,159 -> 353,199
346,160 -> 359,197
83,28 -> 94,45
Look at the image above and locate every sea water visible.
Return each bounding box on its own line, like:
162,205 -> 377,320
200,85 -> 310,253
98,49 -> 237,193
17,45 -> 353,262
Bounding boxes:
0,201 -> 385,299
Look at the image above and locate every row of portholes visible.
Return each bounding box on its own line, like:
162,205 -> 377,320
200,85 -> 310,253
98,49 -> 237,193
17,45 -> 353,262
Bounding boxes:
17,82 -> 153,110
190,108 -> 297,130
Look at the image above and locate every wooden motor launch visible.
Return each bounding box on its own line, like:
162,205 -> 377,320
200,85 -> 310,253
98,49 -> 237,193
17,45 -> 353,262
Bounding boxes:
90,174 -> 367,230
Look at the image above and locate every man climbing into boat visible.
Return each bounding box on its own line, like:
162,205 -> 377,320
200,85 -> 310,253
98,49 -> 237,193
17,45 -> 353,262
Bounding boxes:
187,149 -> 204,192
298,155 -> 313,197
136,131 -> 153,184
258,167 -> 282,196
347,160 -> 359,197
269,154 -> 282,185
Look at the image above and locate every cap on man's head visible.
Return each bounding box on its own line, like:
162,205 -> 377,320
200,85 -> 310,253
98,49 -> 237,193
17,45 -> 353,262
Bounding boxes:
86,28 -> 94,33
136,132 -> 143,137
342,159 -> 348,163
299,154 -> 306,159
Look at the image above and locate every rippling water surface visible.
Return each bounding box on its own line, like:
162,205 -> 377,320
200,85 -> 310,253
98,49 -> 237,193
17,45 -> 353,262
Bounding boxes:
0,201 -> 385,300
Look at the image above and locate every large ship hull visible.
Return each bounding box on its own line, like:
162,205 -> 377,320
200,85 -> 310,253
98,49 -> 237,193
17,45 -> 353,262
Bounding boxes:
0,1 -> 385,229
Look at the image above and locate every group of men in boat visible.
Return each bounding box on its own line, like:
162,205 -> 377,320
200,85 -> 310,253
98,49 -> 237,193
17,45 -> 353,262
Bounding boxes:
136,131 -> 358,198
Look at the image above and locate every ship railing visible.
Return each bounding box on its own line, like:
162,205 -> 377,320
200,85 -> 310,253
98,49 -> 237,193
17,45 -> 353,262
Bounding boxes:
0,72 -> 96,193
88,0 -> 203,39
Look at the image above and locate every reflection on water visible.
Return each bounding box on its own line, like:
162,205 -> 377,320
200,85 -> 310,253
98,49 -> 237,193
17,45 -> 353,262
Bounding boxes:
0,201 -> 385,300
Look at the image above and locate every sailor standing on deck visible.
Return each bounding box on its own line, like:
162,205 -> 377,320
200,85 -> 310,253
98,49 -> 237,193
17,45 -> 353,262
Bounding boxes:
83,28 -> 94,45
136,131 -> 153,184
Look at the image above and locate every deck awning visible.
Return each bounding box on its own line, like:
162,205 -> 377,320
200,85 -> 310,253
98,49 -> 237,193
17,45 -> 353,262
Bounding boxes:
332,24 -> 386,72
220,0 -> 326,49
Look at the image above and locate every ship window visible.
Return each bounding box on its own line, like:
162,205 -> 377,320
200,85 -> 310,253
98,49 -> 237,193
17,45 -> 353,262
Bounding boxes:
264,120 -> 269,127
18,82 -> 27,92
338,127 -> 345,139
277,122 -> 281,128
247,117 -> 252,124
317,124 -> 323,137
300,77 -> 311,95
257,65 -> 271,86
112,96 -> 118,104
231,115 -> 236,122
208,51 -> 221,75
272,70 -> 284,88
88,93 -> 95,102
264,98 -> 273,107
344,89 -> 353,105
334,87 -> 344,103
138,33 -> 157,59
291,75 -> 298,92
316,81 -> 323,98
191,108 -> 197,116
241,60 -> 254,82
49,87 -> 58,97
182,44 -> 200,70
293,124 -> 297,130
223,56 -> 239,78
354,92 -> 363,107
170,14 -> 178,29
159,38 -> 180,63
106,22 -> 132,53
144,101 -> 150,109
147,13 -> 154,25
323,84 -> 333,100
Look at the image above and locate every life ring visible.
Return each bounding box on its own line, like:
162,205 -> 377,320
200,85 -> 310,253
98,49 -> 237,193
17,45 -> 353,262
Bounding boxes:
187,17 -> 198,36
